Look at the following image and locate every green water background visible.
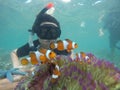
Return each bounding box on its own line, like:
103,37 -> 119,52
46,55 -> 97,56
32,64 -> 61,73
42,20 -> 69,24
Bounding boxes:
0,0 -> 120,69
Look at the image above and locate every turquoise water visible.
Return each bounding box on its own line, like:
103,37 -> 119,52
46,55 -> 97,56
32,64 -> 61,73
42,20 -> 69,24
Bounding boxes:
0,0 -> 120,69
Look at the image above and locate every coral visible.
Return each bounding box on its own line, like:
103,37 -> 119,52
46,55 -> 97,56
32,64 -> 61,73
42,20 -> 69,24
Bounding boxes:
15,53 -> 120,90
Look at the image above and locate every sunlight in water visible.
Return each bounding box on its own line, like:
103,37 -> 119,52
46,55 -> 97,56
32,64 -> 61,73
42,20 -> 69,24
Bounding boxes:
62,0 -> 71,3
25,0 -> 32,4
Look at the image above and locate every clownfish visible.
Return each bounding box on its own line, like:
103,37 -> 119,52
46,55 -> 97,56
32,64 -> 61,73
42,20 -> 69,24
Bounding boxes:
48,62 -> 61,83
50,39 -> 78,52
39,48 -> 56,64
21,48 -> 56,65
76,52 -> 91,64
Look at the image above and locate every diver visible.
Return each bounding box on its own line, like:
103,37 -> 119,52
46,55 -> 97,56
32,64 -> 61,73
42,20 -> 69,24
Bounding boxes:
10,2 -> 71,79
103,11 -> 120,59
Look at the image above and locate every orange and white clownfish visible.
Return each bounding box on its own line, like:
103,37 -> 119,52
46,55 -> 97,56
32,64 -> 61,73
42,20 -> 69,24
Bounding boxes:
48,62 -> 61,83
39,48 -> 56,64
21,48 -> 56,65
50,39 -> 78,52
76,52 -> 91,64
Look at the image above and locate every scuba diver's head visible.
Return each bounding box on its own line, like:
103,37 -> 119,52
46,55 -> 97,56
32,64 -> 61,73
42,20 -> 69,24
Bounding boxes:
32,14 -> 61,40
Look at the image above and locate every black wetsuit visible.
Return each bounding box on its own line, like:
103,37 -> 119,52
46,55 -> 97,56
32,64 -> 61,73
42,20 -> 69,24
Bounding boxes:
16,39 -> 70,57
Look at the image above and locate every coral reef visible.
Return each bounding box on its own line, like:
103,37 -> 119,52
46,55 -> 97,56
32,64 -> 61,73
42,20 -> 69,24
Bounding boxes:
15,54 -> 120,90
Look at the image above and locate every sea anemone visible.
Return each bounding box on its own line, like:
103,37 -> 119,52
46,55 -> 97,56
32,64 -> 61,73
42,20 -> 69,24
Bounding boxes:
15,53 -> 120,90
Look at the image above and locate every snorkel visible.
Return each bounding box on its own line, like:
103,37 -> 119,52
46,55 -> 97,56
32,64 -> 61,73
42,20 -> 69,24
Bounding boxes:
28,29 -> 34,47
46,6 -> 55,15
46,2 -> 55,15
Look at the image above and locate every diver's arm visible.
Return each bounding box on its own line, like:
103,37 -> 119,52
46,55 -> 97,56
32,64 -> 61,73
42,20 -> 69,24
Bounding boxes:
11,49 -> 20,68
11,41 -> 38,68
10,43 -> 31,68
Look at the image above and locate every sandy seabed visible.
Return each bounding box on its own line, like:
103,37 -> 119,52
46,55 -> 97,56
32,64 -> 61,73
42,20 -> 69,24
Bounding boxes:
0,79 -> 18,90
